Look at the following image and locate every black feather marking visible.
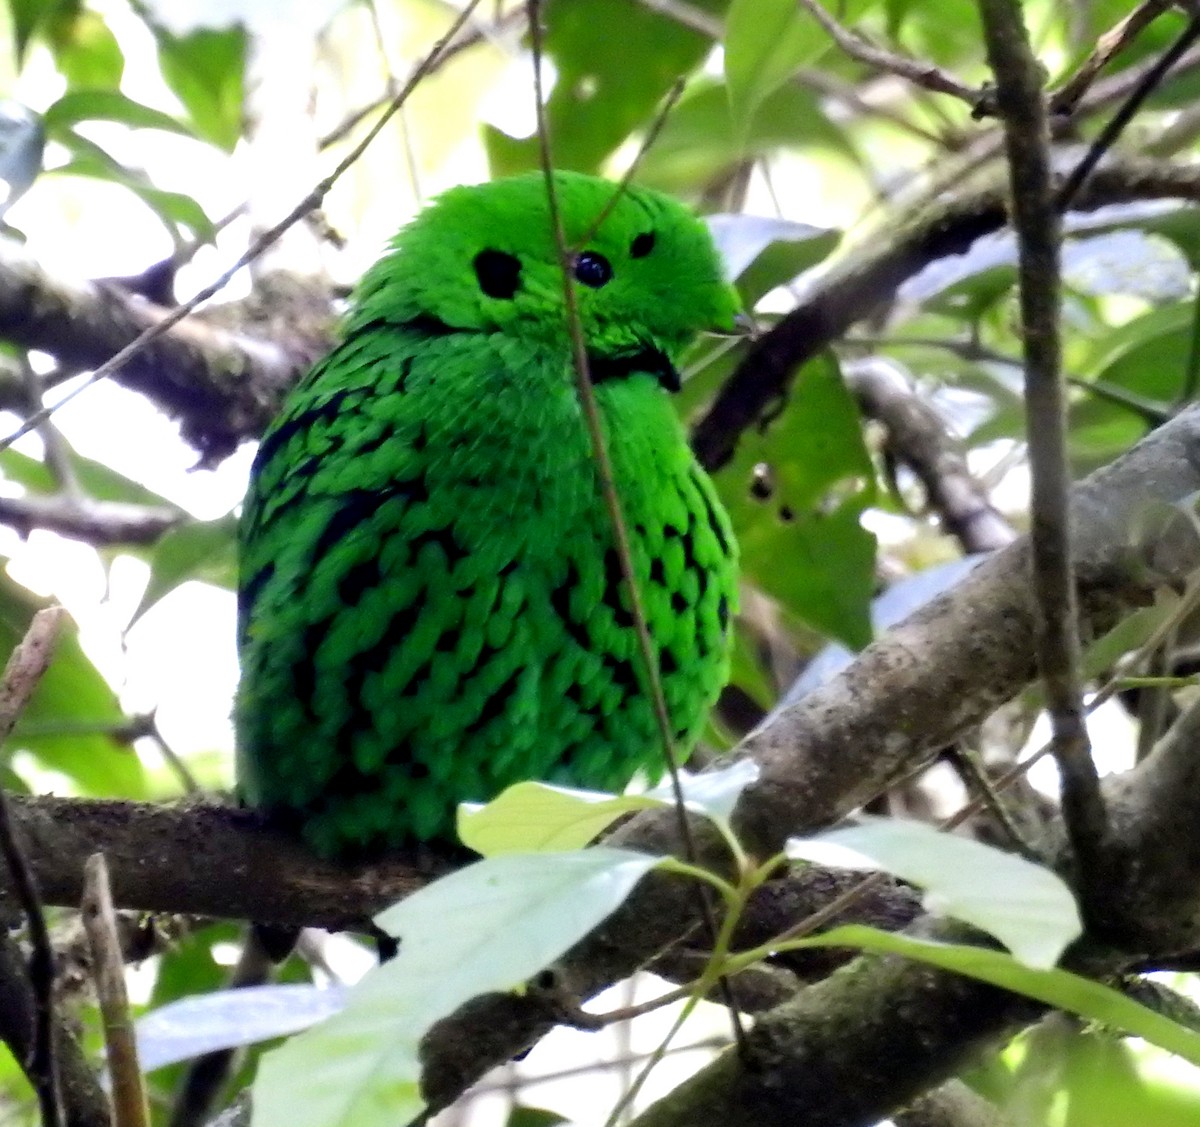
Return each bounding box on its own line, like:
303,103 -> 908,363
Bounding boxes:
350,600 -> 423,677
718,595 -> 729,632
239,561 -> 275,622
649,557 -> 665,585
407,525 -> 469,567
602,654 -> 641,699
587,347 -> 681,394
601,548 -> 634,628
463,667 -> 523,736
660,649 -> 679,675
292,616 -> 335,722
550,563 -> 592,651
691,466 -> 732,558
254,388 -> 353,475
311,490 -> 394,560
338,558 -> 383,605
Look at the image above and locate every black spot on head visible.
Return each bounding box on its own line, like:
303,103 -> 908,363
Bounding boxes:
474,249 -> 521,299
630,231 -> 655,258
574,251 -> 613,288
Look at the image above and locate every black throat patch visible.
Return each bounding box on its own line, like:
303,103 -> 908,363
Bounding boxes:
586,347 -> 681,393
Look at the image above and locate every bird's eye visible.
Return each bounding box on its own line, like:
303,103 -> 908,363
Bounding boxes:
573,251 -> 613,288
630,232 -> 655,258
474,249 -> 521,299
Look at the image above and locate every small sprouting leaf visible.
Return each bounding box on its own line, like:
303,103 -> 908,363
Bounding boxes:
787,817 -> 1082,968
137,985 -> 348,1073
458,760 -> 760,856
252,848 -> 660,1127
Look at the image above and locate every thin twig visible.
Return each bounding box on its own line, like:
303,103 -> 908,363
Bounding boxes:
1049,0 -> 1176,116
1057,12 -> 1200,209
795,0 -> 980,105
83,853 -> 148,1127
979,0 -> 1108,902
526,0 -> 748,1058
0,607 -> 66,1127
574,78 -> 687,251
0,0 -> 486,458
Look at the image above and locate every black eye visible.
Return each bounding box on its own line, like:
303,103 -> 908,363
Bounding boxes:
474,249 -> 521,299
573,251 -> 613,288
630,232 -> 655,258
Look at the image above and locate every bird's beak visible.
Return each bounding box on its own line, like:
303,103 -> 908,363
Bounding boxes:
706,311 -> 756,339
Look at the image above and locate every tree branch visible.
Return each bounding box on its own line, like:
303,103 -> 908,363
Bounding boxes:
0,493 -> 184,546
691,157 -> 1200,473
979,0 -> 1106,906
843,357 -> 1016,553
0,242 -> 304,459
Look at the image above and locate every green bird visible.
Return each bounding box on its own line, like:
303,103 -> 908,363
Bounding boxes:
236,171 -> 739,858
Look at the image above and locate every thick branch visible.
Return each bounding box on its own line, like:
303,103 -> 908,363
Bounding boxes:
0,243 -> 304,458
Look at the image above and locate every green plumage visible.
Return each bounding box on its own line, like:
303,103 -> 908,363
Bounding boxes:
236,171 -> 739,857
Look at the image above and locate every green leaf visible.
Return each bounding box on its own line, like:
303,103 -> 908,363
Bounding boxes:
485,0 -> 721,175
788,817 -> 1082,968
716,354 -> 877,648
458,760 -> 759,856
252,848 -> 660,1127
42,90 -> 192,139
131,516 -> 238,625
9,0 -> 75,63
708,213 -> 839,307
725,0 -> 875,134
152,24 -> 246,151
51,130 -> 214,241
0,573 -> 147,798
792,925 -> 1200,1067
638,78 -> 857,197
47,8 -> 124,89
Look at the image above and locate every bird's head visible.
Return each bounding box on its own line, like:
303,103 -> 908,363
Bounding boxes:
349,171 -> 740,388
